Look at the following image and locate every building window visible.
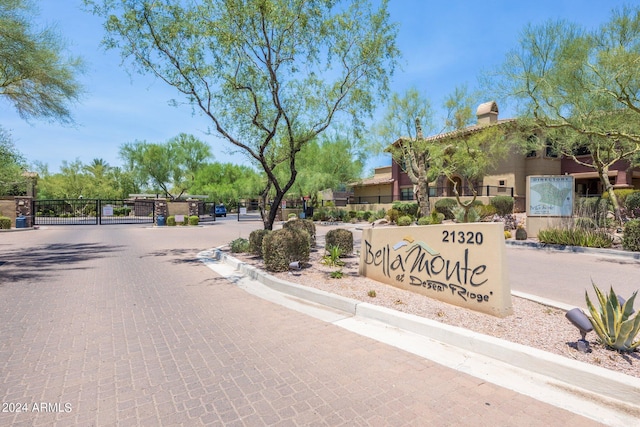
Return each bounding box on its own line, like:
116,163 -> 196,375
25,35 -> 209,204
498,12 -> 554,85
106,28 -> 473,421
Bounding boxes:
499,180 -> 506,186
400,188 -> 413,201
545,139 -> 558,158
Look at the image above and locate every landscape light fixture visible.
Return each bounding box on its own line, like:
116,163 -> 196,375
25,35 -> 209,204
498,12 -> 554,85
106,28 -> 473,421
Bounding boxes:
565,308 -> 593,353
289,261 -> 301,270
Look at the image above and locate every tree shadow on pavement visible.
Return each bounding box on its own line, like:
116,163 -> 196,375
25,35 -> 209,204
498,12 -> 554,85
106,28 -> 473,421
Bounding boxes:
0,242 -> 125,285
140,248 -> 206,266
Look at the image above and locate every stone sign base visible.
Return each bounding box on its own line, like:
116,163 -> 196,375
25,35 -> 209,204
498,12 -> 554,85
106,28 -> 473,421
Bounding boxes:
359,223 -> 512,317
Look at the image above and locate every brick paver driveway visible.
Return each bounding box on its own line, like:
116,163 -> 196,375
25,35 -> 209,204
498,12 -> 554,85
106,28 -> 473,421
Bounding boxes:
0,223 -> 601,426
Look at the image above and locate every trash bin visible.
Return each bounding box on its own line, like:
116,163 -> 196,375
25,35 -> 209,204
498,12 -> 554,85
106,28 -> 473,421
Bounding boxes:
157,215 -> 166,226
16,216 -> 26,229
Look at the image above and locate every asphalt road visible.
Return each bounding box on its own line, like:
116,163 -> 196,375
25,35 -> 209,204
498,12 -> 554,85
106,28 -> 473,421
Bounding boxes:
507,244 -> 640,308
0,221 -> 601,426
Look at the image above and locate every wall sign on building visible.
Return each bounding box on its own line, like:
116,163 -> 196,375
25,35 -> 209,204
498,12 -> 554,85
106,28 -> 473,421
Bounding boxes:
359,223 -> 512,317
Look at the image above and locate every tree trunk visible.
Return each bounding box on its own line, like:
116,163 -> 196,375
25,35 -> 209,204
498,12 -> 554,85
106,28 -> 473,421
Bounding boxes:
599,166 -> 622,223
416,161 -> 430,218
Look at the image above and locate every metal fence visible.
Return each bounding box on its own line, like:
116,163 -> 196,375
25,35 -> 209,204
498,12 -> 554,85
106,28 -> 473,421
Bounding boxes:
236,200 -> 263,221
348,186 -> 514,205
33,199 -> 156,225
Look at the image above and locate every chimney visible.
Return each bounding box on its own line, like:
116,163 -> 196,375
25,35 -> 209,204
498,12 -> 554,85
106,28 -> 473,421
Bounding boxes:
476,101 -> 498,124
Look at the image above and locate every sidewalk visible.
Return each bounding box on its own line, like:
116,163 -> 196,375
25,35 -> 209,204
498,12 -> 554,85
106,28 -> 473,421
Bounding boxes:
199,246 -> 640,427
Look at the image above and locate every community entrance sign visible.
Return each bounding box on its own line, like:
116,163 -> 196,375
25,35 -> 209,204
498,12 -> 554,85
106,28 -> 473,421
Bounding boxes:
359,223 -> 512,317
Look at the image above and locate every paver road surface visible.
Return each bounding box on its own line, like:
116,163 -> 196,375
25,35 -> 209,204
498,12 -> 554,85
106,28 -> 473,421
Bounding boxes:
0,223 -> 602,426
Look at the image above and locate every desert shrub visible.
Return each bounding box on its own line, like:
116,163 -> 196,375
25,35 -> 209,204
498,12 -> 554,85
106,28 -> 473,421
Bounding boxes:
622,219 -> 640,252
230,237 -> 250,253
417,216 -> 430,225
262,227 -> 310,272
397,215 -> 413,226
392,201 -> 419,218
188,215 -> 199,226
602,189 -> 638,207
575,217 -> 597,229
334,209 -> 348,221
626,192 -> 640,212
362,210 -> 373,221
453,206 -> 480,223
434,198 -> 457,220
537,227 -> 613,248
386,208 -> 400,223
348,210 -> 358,219
0,216 -> 11,229
249,229 -> 271,256
283,218 -> 316,247
312,209 -> 325,221
575,197 -> 610,226
369,209 -> 386,222
477,204 -> 497,221
167,216 -> 176,226
490,196 -> 514,216
325,228 -> 353,255
504,230 -> 512,239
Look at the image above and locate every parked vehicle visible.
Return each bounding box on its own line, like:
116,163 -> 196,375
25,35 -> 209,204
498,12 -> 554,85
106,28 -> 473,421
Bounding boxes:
213,205 -> 227,217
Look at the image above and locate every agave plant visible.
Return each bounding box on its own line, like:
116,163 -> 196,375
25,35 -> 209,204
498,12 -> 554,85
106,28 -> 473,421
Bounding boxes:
585,282 -> 640,352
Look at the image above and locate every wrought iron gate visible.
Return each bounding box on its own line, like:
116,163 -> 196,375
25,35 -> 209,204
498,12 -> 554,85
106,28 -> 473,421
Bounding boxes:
33,199 -> 156,225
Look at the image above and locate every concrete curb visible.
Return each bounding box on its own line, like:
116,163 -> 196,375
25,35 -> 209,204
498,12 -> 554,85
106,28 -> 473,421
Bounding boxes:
213,249 -> 640,411
506,239 -> 640,260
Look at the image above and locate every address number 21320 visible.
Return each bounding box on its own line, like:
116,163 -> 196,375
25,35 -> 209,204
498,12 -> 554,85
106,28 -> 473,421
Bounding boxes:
442,230 -> 483,245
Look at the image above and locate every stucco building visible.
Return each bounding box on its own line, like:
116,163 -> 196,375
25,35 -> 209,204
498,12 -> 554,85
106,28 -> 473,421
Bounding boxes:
349,101 -> 640,212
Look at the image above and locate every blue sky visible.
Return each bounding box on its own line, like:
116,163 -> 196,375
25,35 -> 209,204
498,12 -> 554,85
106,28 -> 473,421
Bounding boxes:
2,0 -> 633,175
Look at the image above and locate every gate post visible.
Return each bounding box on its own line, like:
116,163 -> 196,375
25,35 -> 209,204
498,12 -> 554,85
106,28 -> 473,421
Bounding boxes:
155,198 -> 169,225
187,199 -> 199,218
15,196 -> 33,227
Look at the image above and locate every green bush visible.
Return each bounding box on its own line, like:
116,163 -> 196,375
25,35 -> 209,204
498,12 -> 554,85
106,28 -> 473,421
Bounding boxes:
392,201 -> 419,218
490,196 -> 514,216
434,198 -> 458,220
453,206 -> 480,223
230,238 -> 250,253
602,189 -> 639,207
249,229 -> 271,256
0,216 -> 11,229
476,204 -> 497,221
397,215 -> 413,226
417,216 -> 430,225
188,215 -> 199,226
622,219 -> 640,252
574,217 -> 597,229
325,228 -> 353,255
362,210 -> 373,221
167,216 -> 176,226
348,210 -> 358,219
283,218 -> 316,247
386,208 -> 400,223
262,227 -> 310,272
626,192 -> 640,212
537,227 -> 613,248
